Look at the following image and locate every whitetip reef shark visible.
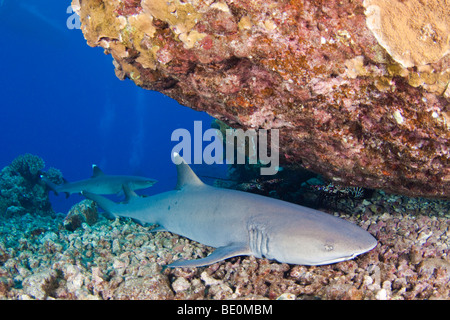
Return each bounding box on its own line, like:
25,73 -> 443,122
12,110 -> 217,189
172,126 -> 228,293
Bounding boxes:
83,153 -> 377,267
41,165 -> 157,197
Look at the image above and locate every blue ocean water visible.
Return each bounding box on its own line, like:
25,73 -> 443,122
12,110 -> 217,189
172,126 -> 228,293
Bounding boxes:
0,0 -> 226,213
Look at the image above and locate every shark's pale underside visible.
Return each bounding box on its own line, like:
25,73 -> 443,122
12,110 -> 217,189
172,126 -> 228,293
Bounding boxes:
83,153 -> 377,267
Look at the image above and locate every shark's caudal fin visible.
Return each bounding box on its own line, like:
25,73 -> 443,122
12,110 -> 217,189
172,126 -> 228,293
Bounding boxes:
40,175 -> 58,194
173,152 -> 205,190
40,175 -> 70,198
81,191 -> 118,217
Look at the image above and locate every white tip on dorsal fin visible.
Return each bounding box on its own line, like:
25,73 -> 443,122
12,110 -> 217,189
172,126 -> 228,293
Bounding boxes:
123,183 -> 139,202
91,164 -> 105,178
173,152 -> 205,190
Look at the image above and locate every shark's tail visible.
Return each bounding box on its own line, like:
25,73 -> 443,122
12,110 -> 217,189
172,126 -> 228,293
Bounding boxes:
81,191 -> 117,218
40,174 -> 58,193
40,174 -> 70,198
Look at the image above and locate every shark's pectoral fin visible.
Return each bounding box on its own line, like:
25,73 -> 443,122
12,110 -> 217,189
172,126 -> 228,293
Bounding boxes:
167,244 -> 251,268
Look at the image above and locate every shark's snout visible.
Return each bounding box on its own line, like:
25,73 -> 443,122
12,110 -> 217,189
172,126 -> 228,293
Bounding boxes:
144,179 -> 158,186
313,227 -> 377,265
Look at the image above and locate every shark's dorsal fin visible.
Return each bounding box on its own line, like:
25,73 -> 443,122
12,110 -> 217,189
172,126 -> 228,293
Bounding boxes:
173,152 -> 205,190
91,164 -> 105,178
123,183 -> 139,202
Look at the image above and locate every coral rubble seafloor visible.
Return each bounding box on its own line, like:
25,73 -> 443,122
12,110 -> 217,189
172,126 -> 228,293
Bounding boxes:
0,155 -> 449,300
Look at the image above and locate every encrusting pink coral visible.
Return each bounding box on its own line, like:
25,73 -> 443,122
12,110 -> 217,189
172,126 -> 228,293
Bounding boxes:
73,0 -> 450,199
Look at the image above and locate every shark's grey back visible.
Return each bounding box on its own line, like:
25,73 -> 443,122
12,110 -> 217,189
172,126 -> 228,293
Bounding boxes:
154,185 -> 255,247
42,164 -> 157,196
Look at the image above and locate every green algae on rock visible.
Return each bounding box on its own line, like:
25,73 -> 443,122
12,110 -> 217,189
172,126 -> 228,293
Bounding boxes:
73,0 -> 450,198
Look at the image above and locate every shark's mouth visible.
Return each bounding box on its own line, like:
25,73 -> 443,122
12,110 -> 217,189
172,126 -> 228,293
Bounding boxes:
314,242 -> 378,265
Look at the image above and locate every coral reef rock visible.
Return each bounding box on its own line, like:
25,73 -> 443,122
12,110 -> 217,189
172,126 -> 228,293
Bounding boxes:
73,0 -> 450,198
63,200 -> 99,231
0,154 -> 61,217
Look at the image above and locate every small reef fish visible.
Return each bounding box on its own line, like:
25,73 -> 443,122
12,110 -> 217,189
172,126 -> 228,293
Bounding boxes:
308,183 -> 367,199
41,165 -> 157,197
83,153 -> 377,267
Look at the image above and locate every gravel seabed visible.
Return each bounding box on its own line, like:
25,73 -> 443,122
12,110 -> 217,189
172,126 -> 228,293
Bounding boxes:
0,191 -> 449,300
